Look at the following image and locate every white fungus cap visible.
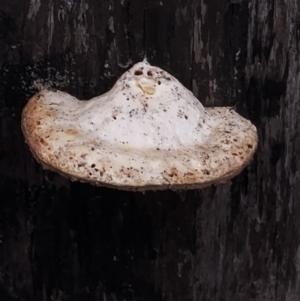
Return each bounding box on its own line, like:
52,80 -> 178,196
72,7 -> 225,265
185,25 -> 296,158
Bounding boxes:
22,61 -> 258,191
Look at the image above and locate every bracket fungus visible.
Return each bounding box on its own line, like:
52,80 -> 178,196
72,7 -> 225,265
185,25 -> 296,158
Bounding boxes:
21,61 -> 258,191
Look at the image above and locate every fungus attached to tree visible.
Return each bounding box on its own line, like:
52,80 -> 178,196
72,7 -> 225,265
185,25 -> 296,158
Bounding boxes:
21,61 -> 258,191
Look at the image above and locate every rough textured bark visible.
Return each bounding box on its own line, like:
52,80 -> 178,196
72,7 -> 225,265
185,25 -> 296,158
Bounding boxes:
0,0 -> 299,300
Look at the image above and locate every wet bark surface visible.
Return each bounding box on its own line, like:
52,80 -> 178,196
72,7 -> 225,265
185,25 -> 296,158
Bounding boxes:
0,0 -> 300,300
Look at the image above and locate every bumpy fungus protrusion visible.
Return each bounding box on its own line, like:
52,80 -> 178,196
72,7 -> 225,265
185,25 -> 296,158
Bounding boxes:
134,65 -> 159,95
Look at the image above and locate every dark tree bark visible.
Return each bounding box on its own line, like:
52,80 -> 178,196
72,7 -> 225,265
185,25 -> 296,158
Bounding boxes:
0,0 -> 299,300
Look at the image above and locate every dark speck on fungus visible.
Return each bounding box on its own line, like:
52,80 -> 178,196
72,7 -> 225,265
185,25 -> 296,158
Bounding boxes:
135,70 -> 143,76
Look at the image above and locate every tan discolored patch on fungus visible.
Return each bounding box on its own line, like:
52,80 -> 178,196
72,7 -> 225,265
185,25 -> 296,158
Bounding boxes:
21,60 -> 258,191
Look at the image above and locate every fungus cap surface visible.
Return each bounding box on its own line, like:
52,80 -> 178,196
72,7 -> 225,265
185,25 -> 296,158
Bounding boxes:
22,61 -> 258,191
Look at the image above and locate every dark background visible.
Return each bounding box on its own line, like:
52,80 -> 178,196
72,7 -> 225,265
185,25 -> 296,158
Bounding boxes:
1,0 -> 300,300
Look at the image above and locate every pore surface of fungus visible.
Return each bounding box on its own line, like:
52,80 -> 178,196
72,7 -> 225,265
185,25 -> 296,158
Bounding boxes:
22,61 -> 258,191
